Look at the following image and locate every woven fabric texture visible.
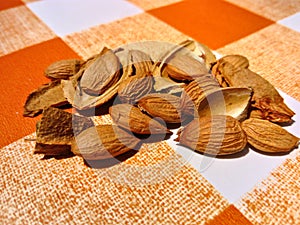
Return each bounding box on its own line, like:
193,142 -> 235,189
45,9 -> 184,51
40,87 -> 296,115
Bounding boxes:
0,0 -> 299,224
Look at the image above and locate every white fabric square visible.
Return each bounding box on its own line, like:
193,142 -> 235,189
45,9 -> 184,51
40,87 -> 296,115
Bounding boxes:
169,91 -> 300,203
278,12 -> 300,33
27,0 -> 143,36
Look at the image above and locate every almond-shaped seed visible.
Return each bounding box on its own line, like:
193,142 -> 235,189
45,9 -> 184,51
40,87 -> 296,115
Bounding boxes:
45,59 -> 83,80
118,76 -> 154,104
218,55 -> 249,69
61,52 -> 103,106
137,93 -> 182,124
242,118 -> 300,153
80,48 -> 121,95
109,104 -> 171,135
164,54 -> 208,81
67,48 -> 139,110
180,74 -> 220,117
71,125 -> 140,160
176,115 -> 247,155
127,49 -> 153,77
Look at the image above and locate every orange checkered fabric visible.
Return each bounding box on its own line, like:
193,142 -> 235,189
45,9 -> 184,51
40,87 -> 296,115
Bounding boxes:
1,1 -> 300,224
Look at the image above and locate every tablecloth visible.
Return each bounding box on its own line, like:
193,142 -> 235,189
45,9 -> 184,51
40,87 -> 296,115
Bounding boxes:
1,0 -> 300,224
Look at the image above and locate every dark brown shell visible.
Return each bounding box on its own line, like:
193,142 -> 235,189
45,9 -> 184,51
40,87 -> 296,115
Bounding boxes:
23,80 -> 68,117
36,107 -> 94,145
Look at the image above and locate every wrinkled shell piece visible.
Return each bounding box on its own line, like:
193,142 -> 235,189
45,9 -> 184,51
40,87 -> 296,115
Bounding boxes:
114,41 -> 175,65
197,87 -> 252,121
138,93 -> 182,124
23,80 -> 68,117
109,104 -> 171,135
45,59 -> 83,80
242,118 -> 300,153
176,115 -> 247,155
212,60 -> 295,123
249,109 -> 265,120
118,76 -> 154,104
212,56 -> 249,87
36,107 -> 94,145
71,125 -> 140,160
80,48 -> 121,95
164,54 -> 209,81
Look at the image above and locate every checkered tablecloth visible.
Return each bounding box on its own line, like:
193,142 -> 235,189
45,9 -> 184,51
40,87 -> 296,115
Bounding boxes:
1,1 -> 300,224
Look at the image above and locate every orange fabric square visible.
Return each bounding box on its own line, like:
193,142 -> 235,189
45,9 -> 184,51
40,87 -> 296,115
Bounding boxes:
0,38 -> 80,148
128,0 -> 183,10
205,205 -> 253,225
0,0 -> 23,11
147,0 -> 274,49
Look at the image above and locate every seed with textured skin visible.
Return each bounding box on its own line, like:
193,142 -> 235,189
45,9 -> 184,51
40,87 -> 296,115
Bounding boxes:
118,76 -> 153,104
164,54 -> 208,81
71,125 -> 140,160
45,59 -> 83,80
218,55 -> 249,69
176,115 -> 247,155
180,74 -> 220,117
138,93 -> 182,124
80,48 -> 121,95
242,118 -> 299,153
127,49 -> 153,77
109,104 -> 171,135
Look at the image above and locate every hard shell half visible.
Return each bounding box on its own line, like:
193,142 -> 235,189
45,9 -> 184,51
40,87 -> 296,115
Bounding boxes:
197,87 -> 252,121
